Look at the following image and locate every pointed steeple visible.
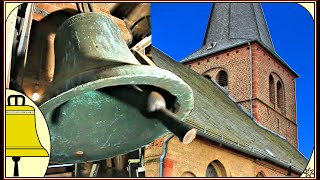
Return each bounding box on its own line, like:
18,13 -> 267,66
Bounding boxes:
182,3 -> 275,62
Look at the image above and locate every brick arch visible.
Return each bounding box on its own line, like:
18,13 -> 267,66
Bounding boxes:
202,66 -> 227,75
270,72 -> 285,88
255,166 -> 270,177
181,171 -> 196,177
206,160 -> 227,177
202,67 -> 228,87
256,171 -> 266,177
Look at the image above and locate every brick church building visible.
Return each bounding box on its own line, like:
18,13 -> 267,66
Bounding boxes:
6,2 -> 308,178
145,3 -> 308,177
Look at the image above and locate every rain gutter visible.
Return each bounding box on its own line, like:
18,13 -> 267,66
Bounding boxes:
197,131 -> 303,174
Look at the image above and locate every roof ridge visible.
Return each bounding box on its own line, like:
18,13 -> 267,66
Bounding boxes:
182,3 -> 277,63
202,3 -> 215,46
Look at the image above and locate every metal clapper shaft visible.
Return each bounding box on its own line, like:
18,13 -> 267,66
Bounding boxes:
133,85 -> 197,144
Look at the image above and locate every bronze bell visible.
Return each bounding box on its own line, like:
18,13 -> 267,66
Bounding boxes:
40,12 -> 194,163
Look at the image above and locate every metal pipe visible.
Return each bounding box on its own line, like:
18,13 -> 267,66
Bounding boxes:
294,81 -> 299,150
248,42 -> 253,118
147,91 -> 197,144
159,134 -> 174,177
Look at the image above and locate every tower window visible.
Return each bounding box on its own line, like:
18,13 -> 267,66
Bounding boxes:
269,75 -> 275,107
277,81 -> 285,113
216,70 -> 228,88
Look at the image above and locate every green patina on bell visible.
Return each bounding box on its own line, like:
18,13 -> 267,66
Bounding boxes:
40,13 -> 194,163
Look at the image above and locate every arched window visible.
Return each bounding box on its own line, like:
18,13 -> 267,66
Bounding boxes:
181,171 -> 196,177
256,171 -> 266,177
216,70 -> 228,88
269,75 -> 275,107
206,160 -> 227,177
277,81 -> 284,113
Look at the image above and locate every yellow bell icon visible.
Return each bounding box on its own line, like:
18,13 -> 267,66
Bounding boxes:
6,95 -> 49,176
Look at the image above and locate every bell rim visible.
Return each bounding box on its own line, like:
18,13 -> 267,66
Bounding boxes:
40,64 -> 194,121
40,64 -> 194,163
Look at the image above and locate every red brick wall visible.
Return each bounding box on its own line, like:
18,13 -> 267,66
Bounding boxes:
253,99 -> 298,146
185,45 -> 251,103
183,42 -> 298,147
251,43 -> 297,147
251,43 -> 297,121
144,136 -> 300,177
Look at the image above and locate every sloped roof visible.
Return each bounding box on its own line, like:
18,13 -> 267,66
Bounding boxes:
152,47 -> 308,173
180,3 -> 298,77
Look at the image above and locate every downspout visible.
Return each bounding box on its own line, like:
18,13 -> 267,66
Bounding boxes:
248,42 -> 253,118
295,81 -> 299,150
159,134 -> 174,177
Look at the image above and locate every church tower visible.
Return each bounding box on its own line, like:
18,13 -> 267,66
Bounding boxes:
181,3 -> 299,148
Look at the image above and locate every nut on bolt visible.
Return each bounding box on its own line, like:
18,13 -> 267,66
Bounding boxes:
75,150 -> 84,157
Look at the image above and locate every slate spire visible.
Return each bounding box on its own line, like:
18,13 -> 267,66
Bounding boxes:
183,3 -> 275,62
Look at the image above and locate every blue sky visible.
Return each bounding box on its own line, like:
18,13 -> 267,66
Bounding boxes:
152,3 -> 315,159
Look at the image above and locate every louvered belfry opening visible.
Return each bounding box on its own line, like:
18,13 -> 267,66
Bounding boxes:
216,70 -> 228,88
269,75 -> 275,107
277,81 -> 284,113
